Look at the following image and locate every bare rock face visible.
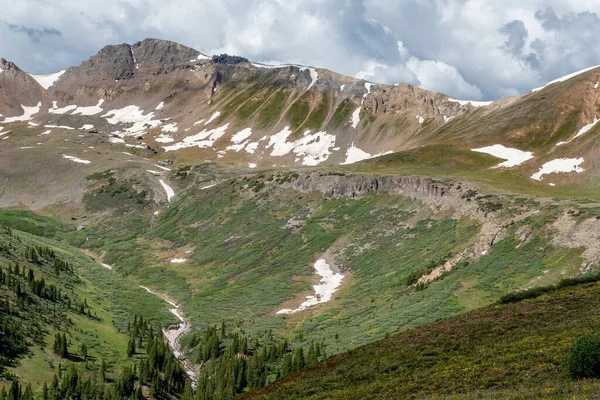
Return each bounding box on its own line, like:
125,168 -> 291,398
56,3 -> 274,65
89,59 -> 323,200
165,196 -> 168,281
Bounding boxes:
131,38 -> 201,70
73,43 -> 135,82
0,58 -> 47,117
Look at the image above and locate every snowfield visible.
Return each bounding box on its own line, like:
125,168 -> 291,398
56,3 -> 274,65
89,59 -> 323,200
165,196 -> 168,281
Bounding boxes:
531,158 -> 585,181
62,155 -> 91,164
472,144 -> 534,168
170,258 -> 186,263
29,70 -> 65,89
277,259 -> 344,314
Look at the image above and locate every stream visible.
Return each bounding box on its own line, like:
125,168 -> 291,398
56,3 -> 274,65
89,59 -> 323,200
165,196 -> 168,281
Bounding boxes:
96,260 -> 198,388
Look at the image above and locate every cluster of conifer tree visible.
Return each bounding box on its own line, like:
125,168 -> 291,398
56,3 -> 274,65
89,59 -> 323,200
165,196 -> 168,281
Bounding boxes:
192,323 -> 327,399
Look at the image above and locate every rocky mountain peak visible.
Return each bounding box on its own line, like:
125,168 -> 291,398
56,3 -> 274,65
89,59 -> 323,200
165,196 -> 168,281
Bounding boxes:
131,38 -> 203,69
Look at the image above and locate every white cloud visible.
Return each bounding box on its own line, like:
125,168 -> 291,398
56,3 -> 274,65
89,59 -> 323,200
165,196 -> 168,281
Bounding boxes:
1,0 -> 600,100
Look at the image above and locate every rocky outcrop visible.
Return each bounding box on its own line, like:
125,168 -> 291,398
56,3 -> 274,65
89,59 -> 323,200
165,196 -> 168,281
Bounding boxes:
286,173 -> 451,201
132,38 -> 201,70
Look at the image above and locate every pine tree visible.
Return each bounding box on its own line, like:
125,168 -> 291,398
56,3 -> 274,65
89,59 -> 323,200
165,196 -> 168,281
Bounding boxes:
127,337 -> 136,357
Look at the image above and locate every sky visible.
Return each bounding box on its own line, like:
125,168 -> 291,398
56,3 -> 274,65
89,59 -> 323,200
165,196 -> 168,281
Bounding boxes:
1,0 -> 600,100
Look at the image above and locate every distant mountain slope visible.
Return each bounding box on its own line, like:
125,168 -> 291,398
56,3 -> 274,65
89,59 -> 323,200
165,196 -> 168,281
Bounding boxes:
0,38 -> 599,191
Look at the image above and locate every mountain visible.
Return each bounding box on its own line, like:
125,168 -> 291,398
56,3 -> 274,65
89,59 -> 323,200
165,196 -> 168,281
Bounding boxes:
0,38 -> 599,398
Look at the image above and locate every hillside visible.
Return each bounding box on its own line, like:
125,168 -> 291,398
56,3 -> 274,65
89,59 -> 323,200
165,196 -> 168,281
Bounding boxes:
246,277 -> 600,399
0,37 -> 599,399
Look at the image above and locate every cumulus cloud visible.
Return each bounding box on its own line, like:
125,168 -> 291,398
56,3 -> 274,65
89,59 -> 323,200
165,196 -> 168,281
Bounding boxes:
0,0 -> 599,100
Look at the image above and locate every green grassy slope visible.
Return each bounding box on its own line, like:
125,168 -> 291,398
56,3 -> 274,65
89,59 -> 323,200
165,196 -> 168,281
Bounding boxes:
0,219 -> 177,395
247,278 -> 600,399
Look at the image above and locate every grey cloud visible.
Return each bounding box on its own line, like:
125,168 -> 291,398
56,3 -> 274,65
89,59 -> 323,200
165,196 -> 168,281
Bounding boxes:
499,20 -> 528,57
5,23 -> 61,43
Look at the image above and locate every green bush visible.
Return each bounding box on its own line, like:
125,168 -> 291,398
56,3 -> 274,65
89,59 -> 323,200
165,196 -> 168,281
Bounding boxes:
567,335 -> 600,379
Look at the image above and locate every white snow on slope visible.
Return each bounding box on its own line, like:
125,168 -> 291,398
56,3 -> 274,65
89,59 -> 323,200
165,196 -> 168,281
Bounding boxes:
81,124 -> 94,130
531,158 -> 585,181
299,67 -> 318,90
102,105 -> 162,135
29,70 -> 65,89
41,130 -> 51,135
155,101 -> 164,110
170,258 -> 186,263
101,263 -> 113,270
342,144 -> 392,165
557,116 -> 599,146
340,84 -> 345,91
155,133 -> 174,143
226,128 -> 254,152
472,144 -> 534,168
532,65 -> 600,92
62,154 -> 91,164
351,107 -> 361,129
448,98 -> 492,107
293,131 -> 336,166
231,128 -> 253,143
162,123 -> 178,133
159,179 -> 175,202
49,102 -> 77,114
416,115 -> 424,124
204,111 -> 220,126
45,124 -> 74,130
72,99 -> 104,116
276,259 -> 344,314
266,126 -> 335,165
155,164 -> 171,171
3,102 -> 41,122
163,124 -> 229,151
267,126 -> 295,156
251,62 -> 286,69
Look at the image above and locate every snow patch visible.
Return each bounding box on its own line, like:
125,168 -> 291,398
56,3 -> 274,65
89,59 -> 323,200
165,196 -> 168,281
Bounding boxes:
170,258 -> 186,263
299,67 -> 318,90
154,164 -> 171,171
62,154 -> 91,164
102,105 -> 162,136
163,124 -> 229,151
204,111 -> 220,126
81,124 -> 94,130
3,102 -> 41,122
41,130 -> 52,135
72,99 -> 104,116
448,98 -> 492,107
155,133 -> 174,143
342,144 -> 392,165
155,102 -> 164,110
416,115 -> 424,124
351,107 -> 361,129
471,144 -> 534,168
276,259 -> 344,314
248,163 -> 257,169
29,70 -> 65,89
531,158 -> 585,181
340,84 -> 345,91
159,179 -> 175,202
556,116 -> 599,146
162,123 -> 178,133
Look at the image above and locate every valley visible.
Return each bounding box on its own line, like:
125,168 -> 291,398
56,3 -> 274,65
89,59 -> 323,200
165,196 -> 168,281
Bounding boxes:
0,37 -> 599,398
